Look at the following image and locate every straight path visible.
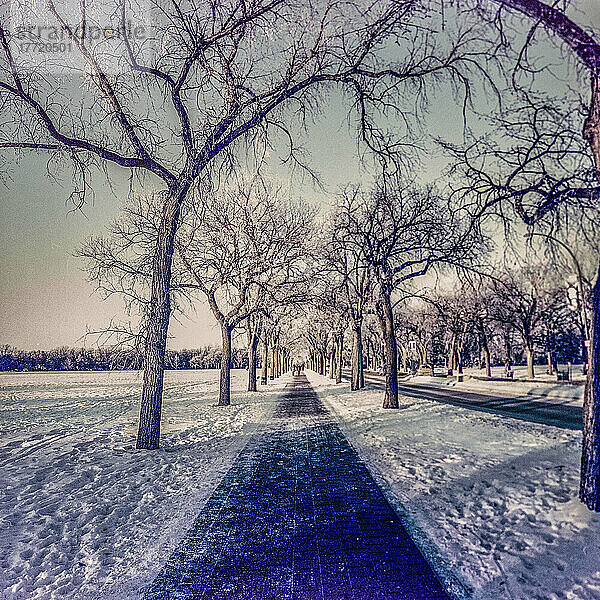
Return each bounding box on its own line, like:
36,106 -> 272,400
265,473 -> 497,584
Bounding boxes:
357,372 -> 582,430
144,375 -> 450,600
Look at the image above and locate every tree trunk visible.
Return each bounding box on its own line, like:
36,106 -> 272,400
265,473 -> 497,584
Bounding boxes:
547,351 -> 554,376
380,293 -> 399,409
526,344 -> 535,379
351,325 -> 364,390
583,335 -> 589,373
219,324 -> 233,406
336,335 -> 343,383
580,261 -> 600,511
329,346 -> 335,379
278,346 -> 282,377
419,345 -> 427,366
579,74 -> 600,510
504,335 -> 513,373
483,344 -> 491,378
270,345 -> 276,379
137,184 -> 188,450
480,329 -> 492,378
247,333 -> 259,392
448,336 -> 455,375
279,347 -> 284,376
261,339 -> 268,385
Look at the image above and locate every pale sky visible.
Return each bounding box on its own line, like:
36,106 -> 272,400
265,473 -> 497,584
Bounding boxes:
1,0 -> 598,350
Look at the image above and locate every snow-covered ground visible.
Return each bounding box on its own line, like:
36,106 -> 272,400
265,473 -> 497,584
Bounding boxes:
460,364 -> 587,383
3,368 -> 598,600
307,370 -> 600,600
403,374 -> 585,406
0,369 -> 284,600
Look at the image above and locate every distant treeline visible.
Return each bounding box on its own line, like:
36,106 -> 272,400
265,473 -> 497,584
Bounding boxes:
0,345 -> 248,372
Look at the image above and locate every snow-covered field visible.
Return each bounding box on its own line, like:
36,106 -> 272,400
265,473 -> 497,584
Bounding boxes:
307,371 -> 600,600
0,369 -> 283,600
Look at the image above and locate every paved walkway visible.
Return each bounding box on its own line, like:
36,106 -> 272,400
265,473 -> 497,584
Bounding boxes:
144,375 -> 450,600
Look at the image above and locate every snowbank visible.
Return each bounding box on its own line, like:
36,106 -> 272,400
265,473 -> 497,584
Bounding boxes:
0,369 -> 285,600
405,374 -> 585,406
463,364 -> 587,383
307,370 -> 600,600
4,368 -> 598,600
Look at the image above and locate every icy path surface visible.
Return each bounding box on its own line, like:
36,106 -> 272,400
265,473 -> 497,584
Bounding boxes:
0,369 -> 281,600
145,375 -> 449,600
308,371 -> 600,600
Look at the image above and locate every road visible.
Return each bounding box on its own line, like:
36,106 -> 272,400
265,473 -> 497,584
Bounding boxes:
355,371 -> 583,431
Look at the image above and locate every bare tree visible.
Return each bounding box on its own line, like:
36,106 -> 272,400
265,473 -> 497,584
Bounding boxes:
438,283 -> 497,378
455,0 -> 600,510
531,230 -> 597,371
492,273 -> 541,378
259,306 -> 292,382
487,266 -> 567,379
333,179 -> 484,408
318,288 -> 348,384
460,0 -> 600,511
470,287 -> 496,378
303,307 -> 332,376
323,195 -> 372,390
428,291 -> 472,378
80,176 -> 312,406
176,177 -> 313,406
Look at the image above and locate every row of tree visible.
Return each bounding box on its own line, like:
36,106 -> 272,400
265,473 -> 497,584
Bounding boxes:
306,263 -> 589,383
0,345 -> 249,372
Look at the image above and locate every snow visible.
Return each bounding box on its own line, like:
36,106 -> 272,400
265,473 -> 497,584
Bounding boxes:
0,369 -> 284,600
459,364 -> 588,384
402,374 -> 584,406
306,370 -> 600,600
2,367 -> 599,600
